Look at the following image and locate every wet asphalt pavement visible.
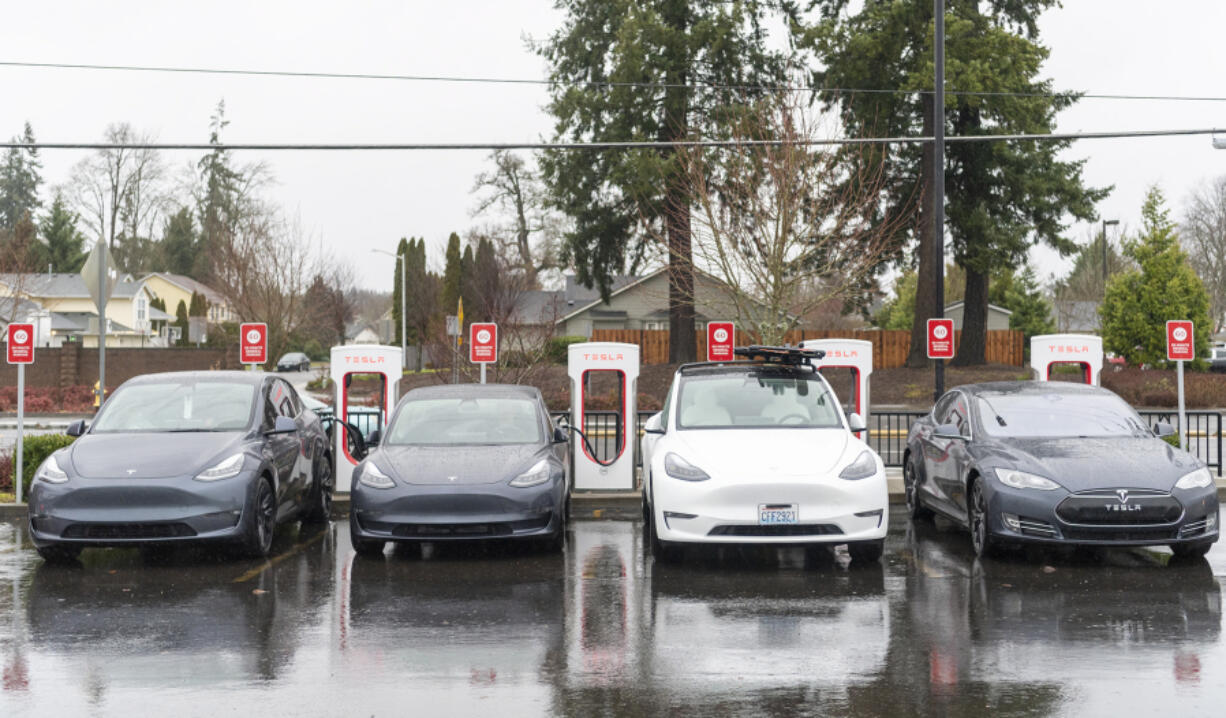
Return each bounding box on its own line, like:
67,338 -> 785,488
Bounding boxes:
0,507 -> 1223,717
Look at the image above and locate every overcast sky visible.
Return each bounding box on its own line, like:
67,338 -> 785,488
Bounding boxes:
2,1 -> 1224,294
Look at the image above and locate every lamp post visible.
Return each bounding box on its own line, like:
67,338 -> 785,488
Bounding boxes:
1101,219 -> 1119,291
372,248 -> 407,369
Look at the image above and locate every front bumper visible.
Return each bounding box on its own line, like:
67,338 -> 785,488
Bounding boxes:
27,474 -> 253,548
984,482 -> 1221,547
350,479 -> 563,542
652,469 -> 889,545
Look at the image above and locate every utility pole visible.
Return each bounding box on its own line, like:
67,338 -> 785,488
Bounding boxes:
933,0 -> 946,400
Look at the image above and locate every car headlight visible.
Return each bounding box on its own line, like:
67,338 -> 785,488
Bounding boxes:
193,453 -> 246,481
510,459 -> 553,488
995,468 -> 1061,491
664,452 -> 710,481
358,461 -> 396,489
838,450 -> 878,480
35,454 -> 69,484
1175,467 -> 1213,490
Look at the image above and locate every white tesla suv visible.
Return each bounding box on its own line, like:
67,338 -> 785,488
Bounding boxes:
641,346 -> 888,563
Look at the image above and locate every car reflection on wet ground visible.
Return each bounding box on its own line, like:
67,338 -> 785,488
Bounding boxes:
0,507 -> 1222,716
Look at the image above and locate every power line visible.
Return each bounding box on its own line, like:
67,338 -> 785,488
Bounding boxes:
4,59 -> 1226,103
0,127 -> 1219,152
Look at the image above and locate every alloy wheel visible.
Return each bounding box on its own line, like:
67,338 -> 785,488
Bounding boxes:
970,483 -> 987,556
256,481 -> 276,553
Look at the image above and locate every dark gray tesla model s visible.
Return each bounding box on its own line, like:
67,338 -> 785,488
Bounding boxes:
904,382 -> 1219,558
348,384 -> 570,557
27,371 -> 332,562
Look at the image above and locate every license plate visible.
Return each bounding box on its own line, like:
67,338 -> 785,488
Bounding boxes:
758,504 -> 798,525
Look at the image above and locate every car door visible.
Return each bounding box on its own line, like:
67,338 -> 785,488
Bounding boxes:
920,391 -> 971,519
263,379 -> 304,518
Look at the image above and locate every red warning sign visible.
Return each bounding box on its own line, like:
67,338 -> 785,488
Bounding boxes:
927,318 -> 955,360
6,323 -> 34,364
1167,320 -> 1194,362
707,321 -> 735,362
240,323 -> 267,364
469,323 -> 498,363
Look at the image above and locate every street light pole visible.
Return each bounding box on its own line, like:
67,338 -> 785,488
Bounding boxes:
1101,219 -> 1119,291
372,248 -> 407,369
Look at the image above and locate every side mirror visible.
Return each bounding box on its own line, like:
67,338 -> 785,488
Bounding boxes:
1153,422 -> 1176,438
553,426 -> 569,444
266,415 -> 298,435
643,412 -> 665,435
933,422 -> 964,441
66,420 -> 87,437
846,412 -> 867,433
366,428 -> 382,446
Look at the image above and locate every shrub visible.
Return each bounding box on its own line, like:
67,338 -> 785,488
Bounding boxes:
17,434 -> 77,497
547,336 -> 588,364
0,449 -> 12,493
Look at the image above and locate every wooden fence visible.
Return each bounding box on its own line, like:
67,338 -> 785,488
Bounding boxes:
588,328 -> 1025,368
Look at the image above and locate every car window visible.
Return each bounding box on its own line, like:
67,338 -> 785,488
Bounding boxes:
978,393 -> 1150,438
273,380 -> 297,418
660,384 -> 673,430
262,381 -> 280,430
933,392 -> 957,423
677,370 -> 843,429
949,395 -> 971,437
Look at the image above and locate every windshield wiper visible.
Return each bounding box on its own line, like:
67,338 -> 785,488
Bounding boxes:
979,396 -> 1007,427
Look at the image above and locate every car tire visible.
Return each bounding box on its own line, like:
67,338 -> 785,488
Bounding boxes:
349,518 -> 385,557
904,454 -> 933,521
969,479 -> 1006,559
847,539 -> 885,563
36,544 -> 82,564
301,361 -> 310,372
238,477 -> 277,559
1170,540 -> 1213,559
302,455 -> 333,524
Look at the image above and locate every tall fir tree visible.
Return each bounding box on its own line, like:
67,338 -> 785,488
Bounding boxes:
37,193 -> 87,273
391,237 -> 410,347
460,244 -> 477,325
195,101 -> 242,281
537,0 -> 794,362
441,232 -> 463,315
800,0 -> 1105,366
161,207 -> 198,277
0,122 -> 42,231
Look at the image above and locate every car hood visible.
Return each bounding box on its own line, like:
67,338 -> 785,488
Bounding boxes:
377,443 -> 546,485
69,432 -> 245,479
981,437 -> 1200,492
668,428 -> 852,477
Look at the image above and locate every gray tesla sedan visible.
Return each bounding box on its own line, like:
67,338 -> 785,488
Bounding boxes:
348,384 -> 570,557
27,371 -> 332,562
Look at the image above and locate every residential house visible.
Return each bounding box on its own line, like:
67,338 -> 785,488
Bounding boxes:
0,273 -> 166,347
142,272 -> 237,326
944,300 -> 1013,331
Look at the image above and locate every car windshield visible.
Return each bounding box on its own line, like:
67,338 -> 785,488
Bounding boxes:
92,381 -> 256,433
977,394 -> 1150,438
386,397 -> 543,445
676,370 -> 844,429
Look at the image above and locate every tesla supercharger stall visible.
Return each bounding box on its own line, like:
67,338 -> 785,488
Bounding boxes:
801,338 -> 873,440
568,342 -> 639,491
1030,333 -> 1103,386
331,344 -> 403,493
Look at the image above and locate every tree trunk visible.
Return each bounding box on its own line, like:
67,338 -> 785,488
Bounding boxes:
951,266 -> 988,366
664,0 -> 696,364
905,92 -> 937,368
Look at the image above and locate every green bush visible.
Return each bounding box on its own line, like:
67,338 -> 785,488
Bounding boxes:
16,434 -> 77,498
547,335 -> 588,364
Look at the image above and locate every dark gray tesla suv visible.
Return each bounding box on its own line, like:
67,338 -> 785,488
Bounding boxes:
27,371 -> 332,562
348,384 -> 570,557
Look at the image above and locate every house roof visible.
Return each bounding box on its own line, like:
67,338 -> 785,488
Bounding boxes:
508,289 -> 566,325
1,273 -> 148,300
141,272 -> 228,306
943,300 -> 1013,316
0,296 -> 43,320
555,270 -> 672,325
50,312 -> 136,334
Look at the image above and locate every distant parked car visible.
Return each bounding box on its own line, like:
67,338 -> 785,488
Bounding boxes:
27,371 -> 333,563
277,352 -> 312,372
1207,346 -> 1226,373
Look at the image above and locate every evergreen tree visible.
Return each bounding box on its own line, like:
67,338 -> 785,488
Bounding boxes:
800,0 -> 1106,366
174,299 -> 190,347
1003,267 -> 1056,351
37,193 -> 87,272
875,271 -> 918,330
390,237 -> 409,347
161,207 -> 198,276
441,232 -> 463,315
0,122 -> 42,231
538,0 -> 794,362
195,101 -> 242,281
404,237 -> 438,370
188,290 -> 208,317
1101,187 -> 1212,368
460,243 -> 477,325
150,297 -> 166,312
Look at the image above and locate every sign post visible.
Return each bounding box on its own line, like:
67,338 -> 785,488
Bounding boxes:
706,321 -> 735,362
7,323 -> 35,504
239,323 -> 268,369
1167,320 -> 1194,451
926,319 -> 955,391
469,323 -> 498,384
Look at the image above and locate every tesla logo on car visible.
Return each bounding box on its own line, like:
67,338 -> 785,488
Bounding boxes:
1116,489 -> 1129,503
448,476 -> 458,482
1105,503 -> 1141,512
126,469 -> 136,475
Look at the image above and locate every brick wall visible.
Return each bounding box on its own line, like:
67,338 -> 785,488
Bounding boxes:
0,342 -> 242,389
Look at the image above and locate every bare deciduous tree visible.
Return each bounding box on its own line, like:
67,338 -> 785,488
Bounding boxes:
67,124 -> 169,256
663,95 -> 913,345
470,150 -> 564,287
1182,176 -> 1226,332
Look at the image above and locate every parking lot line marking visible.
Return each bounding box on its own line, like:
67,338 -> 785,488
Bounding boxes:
232,529 -> 327,583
